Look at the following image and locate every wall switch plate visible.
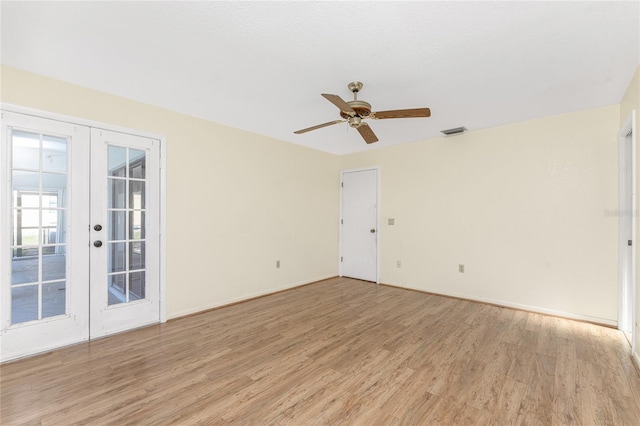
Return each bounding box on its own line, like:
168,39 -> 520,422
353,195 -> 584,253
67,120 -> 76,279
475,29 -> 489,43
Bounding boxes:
459,264 -> 464,273
276,260 -> 280,268
397,260 -> 401,268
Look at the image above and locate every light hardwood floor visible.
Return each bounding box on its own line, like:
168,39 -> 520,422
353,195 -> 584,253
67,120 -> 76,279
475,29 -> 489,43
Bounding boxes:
2,277 -> 639,425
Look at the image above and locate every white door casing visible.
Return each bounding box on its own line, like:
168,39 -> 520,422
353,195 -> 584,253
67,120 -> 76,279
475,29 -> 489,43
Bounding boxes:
340,168 -> 379,283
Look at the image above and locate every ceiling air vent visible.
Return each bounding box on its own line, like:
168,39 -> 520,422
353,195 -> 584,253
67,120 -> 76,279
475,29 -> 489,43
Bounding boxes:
440,126 -> 467,135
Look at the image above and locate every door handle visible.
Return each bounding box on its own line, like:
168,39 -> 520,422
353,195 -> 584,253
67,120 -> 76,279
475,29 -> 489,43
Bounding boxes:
94,224 -> 103,231
93,240 -> 103,248
370,229 -> 376,233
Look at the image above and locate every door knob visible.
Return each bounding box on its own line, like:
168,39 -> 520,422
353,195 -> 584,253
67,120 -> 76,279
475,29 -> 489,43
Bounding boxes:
93,240 -> 103,247
94,224 -> 103,231
370,229 -> 376,233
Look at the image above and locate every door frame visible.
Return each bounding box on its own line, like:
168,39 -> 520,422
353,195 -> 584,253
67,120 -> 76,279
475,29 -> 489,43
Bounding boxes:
339,166 -> 380,283
1,103 -> 167,326
618,109 -> 637,354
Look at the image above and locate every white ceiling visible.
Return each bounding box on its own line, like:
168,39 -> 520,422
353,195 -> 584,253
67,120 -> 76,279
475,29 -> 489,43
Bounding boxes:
1,1 -> 639,155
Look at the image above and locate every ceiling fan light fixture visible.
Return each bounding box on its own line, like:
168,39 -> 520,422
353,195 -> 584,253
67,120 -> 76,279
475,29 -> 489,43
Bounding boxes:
440,126 -> 467,135
348,116 -> 362,128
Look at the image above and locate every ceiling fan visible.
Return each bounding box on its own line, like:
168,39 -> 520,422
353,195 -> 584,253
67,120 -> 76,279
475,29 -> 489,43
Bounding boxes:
294,82 -> 431,144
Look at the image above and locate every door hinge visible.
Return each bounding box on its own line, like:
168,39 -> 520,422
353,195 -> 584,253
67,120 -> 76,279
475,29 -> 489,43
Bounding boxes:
341,256 -> 343,262
341,219 -> 343,224
629,240 -> 633,246
341,182 -> 343,187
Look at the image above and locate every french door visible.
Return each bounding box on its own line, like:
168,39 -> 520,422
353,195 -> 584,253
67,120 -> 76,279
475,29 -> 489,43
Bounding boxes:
89,129 -> 160,338
1,112 -> 90,361
1,111 -> 161,361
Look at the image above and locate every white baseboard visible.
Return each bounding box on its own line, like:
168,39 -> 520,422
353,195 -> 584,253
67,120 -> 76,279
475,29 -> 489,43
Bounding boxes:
168,277 -> 618,327
167,274 -> 337,320
383,283 -> 618,328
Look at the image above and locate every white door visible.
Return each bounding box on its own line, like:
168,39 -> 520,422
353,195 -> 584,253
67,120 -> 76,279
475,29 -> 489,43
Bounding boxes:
1,112 -> 161,361
619,116 -> 636,348
340,168 -> 378,282
1,112 -> 91,360
89,129 -> 160,338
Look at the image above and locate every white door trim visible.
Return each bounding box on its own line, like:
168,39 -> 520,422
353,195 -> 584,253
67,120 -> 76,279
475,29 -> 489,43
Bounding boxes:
1,103 -> 167,324
339,166 -> 380,284
618,109 -> 637,355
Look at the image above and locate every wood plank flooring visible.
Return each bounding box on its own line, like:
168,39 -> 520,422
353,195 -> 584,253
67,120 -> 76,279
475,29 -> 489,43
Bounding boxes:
1,277 -> 639,425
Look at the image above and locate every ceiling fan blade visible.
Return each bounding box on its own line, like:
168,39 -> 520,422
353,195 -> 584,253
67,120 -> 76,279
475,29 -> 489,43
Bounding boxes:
357,123 -> 378,144
373,108 -> 431,119
321,94 -> 356,116
293,120 -> 344,134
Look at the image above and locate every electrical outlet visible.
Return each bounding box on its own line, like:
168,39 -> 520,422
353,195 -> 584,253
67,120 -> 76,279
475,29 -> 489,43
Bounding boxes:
388,218 -> 395,225
397,260 -> 401,268
276,260 -> 280,268
459,264 -> 464,273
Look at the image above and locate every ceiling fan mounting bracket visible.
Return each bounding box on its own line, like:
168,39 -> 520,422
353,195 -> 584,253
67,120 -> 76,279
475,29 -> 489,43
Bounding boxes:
348,81 -> 363,93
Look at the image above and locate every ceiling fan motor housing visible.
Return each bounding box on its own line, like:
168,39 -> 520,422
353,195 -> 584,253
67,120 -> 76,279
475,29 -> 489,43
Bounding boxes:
340,100 -> 372,119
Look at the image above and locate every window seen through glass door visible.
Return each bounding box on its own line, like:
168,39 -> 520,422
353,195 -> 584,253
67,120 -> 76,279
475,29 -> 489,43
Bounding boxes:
10,130 -> 68,324
107,146 -> 147,305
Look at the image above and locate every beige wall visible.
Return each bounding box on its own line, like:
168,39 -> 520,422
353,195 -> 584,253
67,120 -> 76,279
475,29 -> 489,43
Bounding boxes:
0,65 -> 340,318
0,64 -> 628,327
340,105 -> 620,323
620,66 -> 640,360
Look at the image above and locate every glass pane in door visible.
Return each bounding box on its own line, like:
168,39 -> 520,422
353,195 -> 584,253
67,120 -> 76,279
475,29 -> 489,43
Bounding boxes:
11,285 -> 38,323
12,131 -> 40,169
42,281 -> 66,318
10,131 -> 68,324
107,146 -> 147,306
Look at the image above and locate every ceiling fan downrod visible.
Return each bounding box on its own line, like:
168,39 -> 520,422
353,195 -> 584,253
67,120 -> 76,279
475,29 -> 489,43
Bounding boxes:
348,81 -> 363,101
